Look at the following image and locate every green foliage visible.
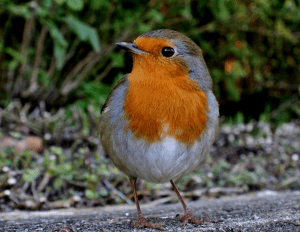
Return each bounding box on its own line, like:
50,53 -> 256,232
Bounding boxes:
23,168 -> 40,182
0,0 -> 102,105
65,16 -> 100,52
0,141 -> 113,203
0,0 -> 299,121
85,189 -> 99,199
47,21 -> 68,69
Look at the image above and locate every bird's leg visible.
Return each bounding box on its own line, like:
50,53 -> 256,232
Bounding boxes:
130,177 -> 164,230
170,180 -> 209,225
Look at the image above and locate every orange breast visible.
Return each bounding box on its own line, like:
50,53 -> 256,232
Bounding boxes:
123,52 -> 208,145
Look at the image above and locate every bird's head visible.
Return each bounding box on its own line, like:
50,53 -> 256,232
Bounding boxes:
116,29 -> 212,90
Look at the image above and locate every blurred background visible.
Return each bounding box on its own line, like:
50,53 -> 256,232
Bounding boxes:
0,0 -> 299,212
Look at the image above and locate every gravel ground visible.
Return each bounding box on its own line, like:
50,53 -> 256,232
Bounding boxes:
1,190 -> 300,231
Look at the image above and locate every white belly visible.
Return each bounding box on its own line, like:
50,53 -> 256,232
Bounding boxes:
100,91 -> 219,183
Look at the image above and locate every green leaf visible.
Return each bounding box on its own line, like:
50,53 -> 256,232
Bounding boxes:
42,0 -> 53,9
78,108 -> 90,136
5,47 -> 26,64
218,0 -> 230,21
137,23 -> 152,34
47,22 -> 68,47
85,189 -> 99,199
65,16 -> 100,52
51,146 -> 63,155
232,61 -> 247,78
67,0 -> 83,11
293,103 -> 300,116
146,9 -> 164,23
55,163 -> 72,174
90,0 -> 109,9
254,69 -> 263,82
23,169 -> 40,182
180,7 -> 192,20
88,174 -> 98,183
88,29 -> 100,53
54,43 -> 66,69
275,19 -> 297,43
226,78 -> 240,101
111,52 -> 125,68
256,0 -> 271,13
47,21 -> 68,69
235,111 -> 245,124
90,0 -> 101,9
79,82 -> 111,101
7,3 -> 30,18
38,70 -> 51,85
99,188 -> 108,196
55,0 -> 65,4
54,178 -> 64,189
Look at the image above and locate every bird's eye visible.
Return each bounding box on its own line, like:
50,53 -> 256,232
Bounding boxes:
161,47 -> 175,57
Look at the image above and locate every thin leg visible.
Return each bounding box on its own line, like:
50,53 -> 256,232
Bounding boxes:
170,180 -> 209,225
130,177 -> 164,230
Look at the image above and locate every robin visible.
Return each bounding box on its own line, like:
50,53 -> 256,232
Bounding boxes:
99,29 -> 219,229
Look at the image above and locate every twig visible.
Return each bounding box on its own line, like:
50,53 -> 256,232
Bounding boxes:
0,190 -> 11,198
45,197 -> 76,209
59,52 -> 96,95
269,96 -> 298,119
21,182 -> 30,195
37,172 -> 51,192
103,179 -> 133,205
181,188 -> 207,198
64,39 -> 80,62
68,55 -> 102,91
207,187 -> 244,197
95,61 -> 113,82
31,25 -> 48,84
67,180 -> 87,188
14,14 -> 36,95
188,22 -> 217,35
47,56 -> 56,78
22,26 -> 48,98
87,104 -> 98,127
31,180 -> 39,200
277,173 -> 300,189
0,15 -> 12,92
18,199 -> 41,210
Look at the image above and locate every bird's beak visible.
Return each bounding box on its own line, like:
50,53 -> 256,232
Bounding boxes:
116,42 -> 147,55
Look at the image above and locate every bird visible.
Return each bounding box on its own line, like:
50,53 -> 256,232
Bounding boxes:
99,29 -> 219,229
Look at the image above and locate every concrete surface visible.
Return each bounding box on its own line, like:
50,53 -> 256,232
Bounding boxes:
1,191 -> 300,231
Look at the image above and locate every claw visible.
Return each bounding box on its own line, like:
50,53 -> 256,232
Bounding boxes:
130,177 -> 164,230
132,215 -> 164,230
170,180 -> 210,226
179,209 -> 210,225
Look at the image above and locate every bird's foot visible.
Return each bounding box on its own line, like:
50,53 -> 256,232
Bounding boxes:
179,209 -> 210,225
132,215 -> 164,230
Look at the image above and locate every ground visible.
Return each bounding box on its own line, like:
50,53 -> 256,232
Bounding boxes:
1,191 -> 300,231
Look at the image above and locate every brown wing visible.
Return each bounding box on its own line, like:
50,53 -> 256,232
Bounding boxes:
100,74 -> 128,114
